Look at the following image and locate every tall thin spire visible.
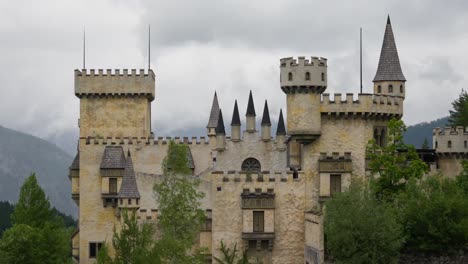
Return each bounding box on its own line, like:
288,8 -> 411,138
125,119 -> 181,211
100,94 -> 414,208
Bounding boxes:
118,151 -> 140,199
83,29 -> 86,69
373,15 -> 406,82
231,100 -> 241,126
261,100 -> 271,126
148,24 -> 151,70
216,110 -> 225,135
276,109 -> 286,135
207,91 -> 220,128
246,90 -> 256,116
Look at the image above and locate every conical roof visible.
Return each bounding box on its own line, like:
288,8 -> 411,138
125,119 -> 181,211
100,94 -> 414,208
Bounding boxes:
231,100 -> 241,126
216,110 -> 226,135
373,16 -> 406,82
246,90 -> 256,117
207,91 -> 220,128
261,100 -> 271,126
70,152 -> 80,170
118,150 -> 140,199
276,109 -> 286,135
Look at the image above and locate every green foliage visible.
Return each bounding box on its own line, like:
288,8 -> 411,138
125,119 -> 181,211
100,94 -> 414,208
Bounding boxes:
324,182 -> 403,264
421,138 -> 429,149
98,210 -> 159,264
214,241 -> 261,264
396,175 -> 468,254
162,140 -> 192,176
0,174 -> 71,263
0,201 -> 14,238
456,160 -> 468,195
153,140 -> 206,263
448,89 -> 468,126
11,173 -> 54,228
367,119 -> 428,201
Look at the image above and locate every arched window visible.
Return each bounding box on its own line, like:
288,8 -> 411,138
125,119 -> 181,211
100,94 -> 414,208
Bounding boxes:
388,85 -> 393,93
242,158 -> 261,172
321,72 -> 325,81
377,85 -> 382,93
448,140 -> 452,148
305,72 -> 310,80
288,72 -> 293,81
400,85 -> 404,93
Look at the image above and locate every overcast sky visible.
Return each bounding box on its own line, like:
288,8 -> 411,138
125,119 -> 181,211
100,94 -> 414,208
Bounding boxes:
0,0 -> 467,151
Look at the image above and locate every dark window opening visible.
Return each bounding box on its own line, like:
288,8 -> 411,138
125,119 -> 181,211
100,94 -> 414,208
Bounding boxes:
321,72 -> 325,81
448,141 -> 452,148
128,199 -> 132,205
89,242 -> 102,259
330,174 -> 342,197
435,141 -> 438,148
465,141 -> 467,148
388,85 -> 393,93
217,186 -> 222,192
377,85 -> 382,93
305,72 -> 310,80
109,178 -> 117,194
242,158 -> 261,172
400,85 -> 404,93
253,211 -> 264,232
288,72 -> 293,81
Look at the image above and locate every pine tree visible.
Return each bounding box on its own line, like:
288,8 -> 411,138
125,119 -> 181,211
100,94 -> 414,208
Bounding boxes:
421,138 -> 429,149
448,89 -> 468,126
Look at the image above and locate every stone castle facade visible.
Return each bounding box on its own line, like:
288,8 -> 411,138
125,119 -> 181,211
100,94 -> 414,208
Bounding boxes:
70,17 -> 415,264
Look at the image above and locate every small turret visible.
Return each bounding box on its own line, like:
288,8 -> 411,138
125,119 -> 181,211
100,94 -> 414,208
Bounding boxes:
276,109 -> 286,150
373,16 -> 406,98
231,100 -> 241,142
216,110 -> 226,151
118,150 -> 140,210
246,91 -> 256,132
261,100 -> 271,142
207,91 -> 220,136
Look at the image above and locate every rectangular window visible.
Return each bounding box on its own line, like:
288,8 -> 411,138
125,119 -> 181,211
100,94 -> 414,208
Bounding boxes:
253,211 -> 264,232
109,178 -> 117,194
89,242 -> 102,258
330,174 -> 342,197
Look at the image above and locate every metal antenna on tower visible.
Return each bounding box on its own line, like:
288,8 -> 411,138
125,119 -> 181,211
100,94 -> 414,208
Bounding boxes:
360,27 -> 363,94
83,29 -> 86,69
148,24 -> 151,70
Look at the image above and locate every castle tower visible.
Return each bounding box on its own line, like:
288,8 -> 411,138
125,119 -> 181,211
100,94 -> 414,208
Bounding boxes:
373,16 -> 406,98
246,91 -> 256,132
207,91 -> 220,136
75,69 -> 155,138
280,56 -> 327,142
261,100 -> 271,141
216,109 -> 226,151
231,100 -> 241,141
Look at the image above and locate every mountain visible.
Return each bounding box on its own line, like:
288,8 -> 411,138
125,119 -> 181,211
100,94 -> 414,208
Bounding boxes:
0,125 -> 76,217
404,117 -> 449,148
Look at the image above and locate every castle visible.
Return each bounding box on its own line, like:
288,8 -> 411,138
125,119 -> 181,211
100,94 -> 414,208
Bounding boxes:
70,17 -> 409,264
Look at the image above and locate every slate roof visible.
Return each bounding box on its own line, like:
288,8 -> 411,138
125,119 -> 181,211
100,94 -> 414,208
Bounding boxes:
276,109 -> 286,135
231,100 -> 241,126
100,146 -> 126,169
261,100 -> 271,126
70,152 -> 80,170
216,109 -> 226,135
118,151 -> 140,199
207,91 -> 220,128
246,90 -> 256,116
373,16 -> 406,82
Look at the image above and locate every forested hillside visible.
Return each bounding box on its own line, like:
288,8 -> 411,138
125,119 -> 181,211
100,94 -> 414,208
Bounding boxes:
404,117 -> 449,148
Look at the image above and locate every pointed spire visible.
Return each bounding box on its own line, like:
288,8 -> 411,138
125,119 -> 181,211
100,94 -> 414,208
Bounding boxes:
246,90 -> 256,116
261,100 -> 271,126
276,109 -> 286,135
373,15 -> 406,82
118,151 -> 140,199
216,110 -> 225,135
231,100 -> 241,126
207,91 -> 220,128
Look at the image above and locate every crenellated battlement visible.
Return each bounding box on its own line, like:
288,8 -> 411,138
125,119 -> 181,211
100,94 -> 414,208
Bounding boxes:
320,93 -> 403,118
80,136 -> 210,145
433,126 -> 468,153
212,171 -> 304,183
74,69 -> 156,100
280,56 -> 327,90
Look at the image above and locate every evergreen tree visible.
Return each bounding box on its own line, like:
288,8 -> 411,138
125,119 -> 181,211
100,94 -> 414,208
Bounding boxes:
448,89 -> 468,126
367,119 -> 428,201
421,138 -> 429,149
0,201 -> 14,238
154,141 -> 206,263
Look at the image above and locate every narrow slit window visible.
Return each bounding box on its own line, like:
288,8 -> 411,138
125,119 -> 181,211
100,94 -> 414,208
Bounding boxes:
288,72 -> 293,81
388,85 -> 393,93
305,72 -> 310,80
